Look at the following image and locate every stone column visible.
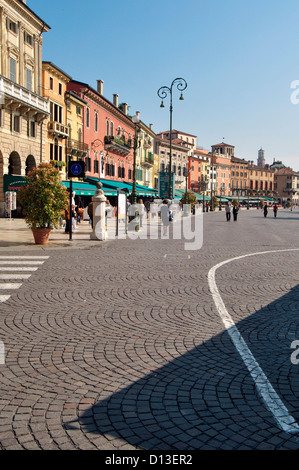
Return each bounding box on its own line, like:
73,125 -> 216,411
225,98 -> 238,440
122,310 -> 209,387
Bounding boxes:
90,182 -> 107,241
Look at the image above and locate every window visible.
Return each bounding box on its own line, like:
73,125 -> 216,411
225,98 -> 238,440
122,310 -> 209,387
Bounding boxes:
13,115 -> 20,133
76,106 -> 81,115
50,103 -> 63,123
10,57 -> 16,82
86,108 -> 90,128
110,121 -> 114,137
50,77 -> 53,90
26,68 -> 32,91
106,120 -> 109,135
7,18 -> 18,34
85,157 -> 91,172
28,120 -> 36,137
95,112 -> 98,132
94,159 -> 99,174
24,31 -> 33,46
58,83 -> 62,95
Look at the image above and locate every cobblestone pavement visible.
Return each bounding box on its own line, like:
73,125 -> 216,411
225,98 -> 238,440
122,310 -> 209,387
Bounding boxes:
0,208 -> 299,450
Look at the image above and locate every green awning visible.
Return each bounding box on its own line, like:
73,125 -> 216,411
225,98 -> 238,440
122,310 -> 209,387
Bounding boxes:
62,181 -> 97,196
3,174 -> 27,193
86,177 -> 158,197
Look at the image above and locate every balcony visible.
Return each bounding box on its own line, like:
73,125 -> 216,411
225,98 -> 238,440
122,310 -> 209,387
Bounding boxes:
143,138 -> 152,149
141,152 -> 154,167
67,138 -> 88,157
0,75 -> 49,120
48,121 -> 69,138
104,135 -> 131,156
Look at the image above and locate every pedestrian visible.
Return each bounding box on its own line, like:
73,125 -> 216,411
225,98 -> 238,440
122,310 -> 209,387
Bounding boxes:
137,198 -> 146,227
160,199 -> 170,235
64,207 -> 70,233
105,199 -> 112,229
263,204 -> 268,218
71,192 -> 77,230
233,204 -> 239,222
225,202 -> 231,221
87,201 -> 93,228
144,200 -> 151,218
273,203 -> 278,218
76,196 -> 84,224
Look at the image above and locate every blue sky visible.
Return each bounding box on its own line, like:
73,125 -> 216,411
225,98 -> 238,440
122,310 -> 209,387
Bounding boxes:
29,0 -> 299,169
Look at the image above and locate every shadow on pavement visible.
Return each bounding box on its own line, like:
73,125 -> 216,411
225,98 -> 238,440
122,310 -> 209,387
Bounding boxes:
64,286 -> 299,450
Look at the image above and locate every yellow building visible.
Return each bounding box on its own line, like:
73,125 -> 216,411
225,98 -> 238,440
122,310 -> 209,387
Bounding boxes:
65,90 -> 88,166
0,0 -> 50,215
134,113 -> 155,189
42,62 -> 71,178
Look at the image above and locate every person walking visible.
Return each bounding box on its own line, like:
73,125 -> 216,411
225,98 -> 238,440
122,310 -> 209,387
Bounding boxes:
233,204 -> 239,222
160,199 -> 170,235
263,204 -> 268,218
87,201 -> 93,228
273,203 -> 278,218
137,199 -> 146,227
225,202 -> 231,221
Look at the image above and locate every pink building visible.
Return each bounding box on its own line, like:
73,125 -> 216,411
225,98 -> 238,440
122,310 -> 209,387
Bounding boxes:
67,80 -> 135,183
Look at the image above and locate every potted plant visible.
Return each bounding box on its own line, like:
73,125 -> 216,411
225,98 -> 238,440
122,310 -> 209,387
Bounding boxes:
18,163 -> 69,245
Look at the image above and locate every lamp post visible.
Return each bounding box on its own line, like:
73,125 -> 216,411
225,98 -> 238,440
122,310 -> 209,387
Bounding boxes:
157,78 -> 187,199
200,175 -> 207,212
131,114 -> 142,205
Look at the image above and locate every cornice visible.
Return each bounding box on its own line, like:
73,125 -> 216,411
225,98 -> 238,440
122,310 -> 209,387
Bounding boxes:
82,87 -> 135,131
4,0 -> 50,32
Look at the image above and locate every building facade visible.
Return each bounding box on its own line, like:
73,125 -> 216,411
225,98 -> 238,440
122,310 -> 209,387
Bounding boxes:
42,62 -> 71,178
155,134 -> 190,191
248,162 -> 275,195
230,156 -> 249,196
188,148 -> 210,194
274,167 -> 299,204
0,0 -> 50,215
67,80 -> 135,184
211,143 -> 234,197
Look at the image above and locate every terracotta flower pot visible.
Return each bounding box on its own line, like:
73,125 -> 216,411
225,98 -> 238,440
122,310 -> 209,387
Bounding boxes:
31,228 -> 52,245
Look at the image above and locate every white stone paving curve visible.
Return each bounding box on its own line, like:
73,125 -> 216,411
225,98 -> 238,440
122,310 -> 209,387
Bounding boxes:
208,248 -> 299,435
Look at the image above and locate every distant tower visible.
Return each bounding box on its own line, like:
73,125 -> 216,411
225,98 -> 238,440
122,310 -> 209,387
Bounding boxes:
257,148 -> 265,167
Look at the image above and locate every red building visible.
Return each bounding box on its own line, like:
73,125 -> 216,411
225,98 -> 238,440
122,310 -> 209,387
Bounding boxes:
67,79 -> 135,183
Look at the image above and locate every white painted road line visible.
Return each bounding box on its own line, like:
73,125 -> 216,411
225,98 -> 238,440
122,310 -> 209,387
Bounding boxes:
0,283 -> 22,289
0,267 -> 38,271
0,261 -> 44,265
0,256 -> 49,259
0,295 -> 11,302
208,248 -> 299,435
0,274 -> 31,280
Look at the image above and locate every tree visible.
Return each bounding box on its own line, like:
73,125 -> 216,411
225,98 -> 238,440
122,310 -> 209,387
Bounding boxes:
19,163 -> 69,230
181,191 -> 197,210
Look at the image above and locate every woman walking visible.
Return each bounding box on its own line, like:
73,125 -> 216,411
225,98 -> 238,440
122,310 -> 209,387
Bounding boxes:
233,204 -> 239,222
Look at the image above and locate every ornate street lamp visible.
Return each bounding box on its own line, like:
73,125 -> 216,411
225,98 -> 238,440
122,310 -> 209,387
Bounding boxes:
157,78 -> 187,199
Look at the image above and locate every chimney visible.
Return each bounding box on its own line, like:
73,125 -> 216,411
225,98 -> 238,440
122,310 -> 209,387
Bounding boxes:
149,124 -> 153,130
123,103 -> 128,115
97,80 -> 104,95
136,111 -> 140,120
113,94 -> 119,107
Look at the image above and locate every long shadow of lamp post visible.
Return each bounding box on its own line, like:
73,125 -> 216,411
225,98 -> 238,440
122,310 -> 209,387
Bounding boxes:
157,78 -> 187,199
